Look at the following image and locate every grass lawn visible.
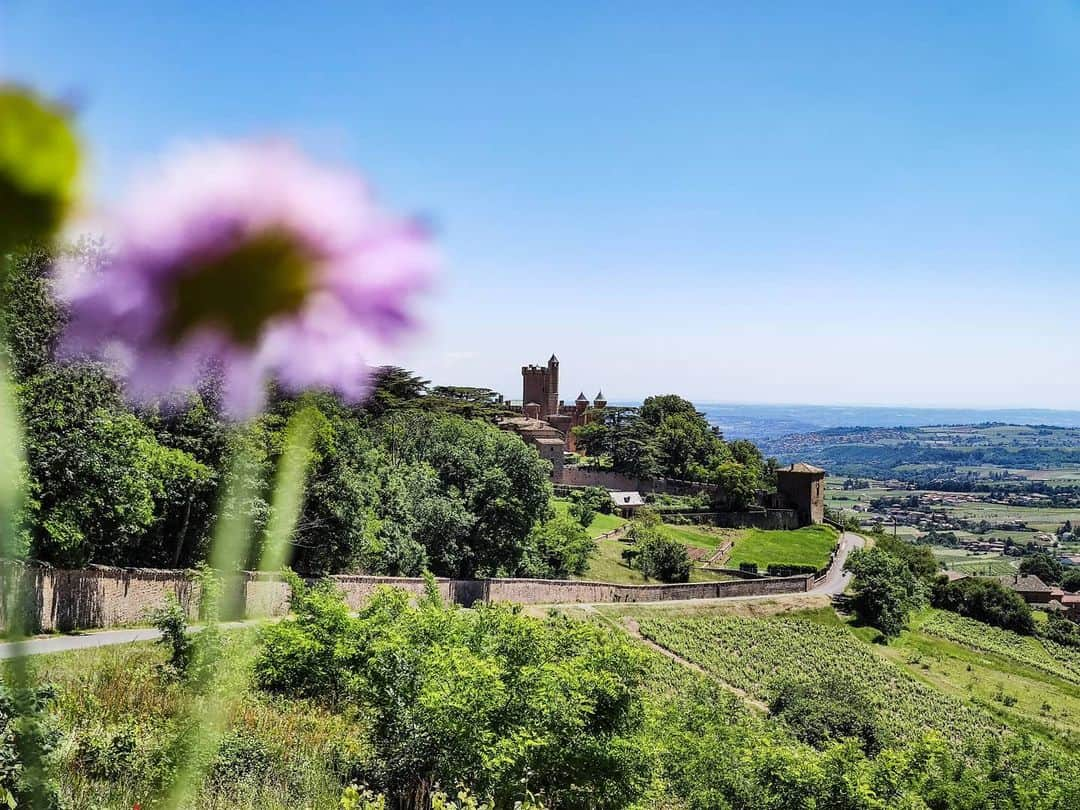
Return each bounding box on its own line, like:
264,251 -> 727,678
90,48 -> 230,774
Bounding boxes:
656,523 -> 732,550
578,535 -> 733,585
551,499 -> 626,537
724,525 -> 838,570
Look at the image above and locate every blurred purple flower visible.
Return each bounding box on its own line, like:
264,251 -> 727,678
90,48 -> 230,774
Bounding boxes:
61,142 -> 435,416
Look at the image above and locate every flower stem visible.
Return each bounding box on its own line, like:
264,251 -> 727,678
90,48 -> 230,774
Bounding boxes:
163,405 -> 315,807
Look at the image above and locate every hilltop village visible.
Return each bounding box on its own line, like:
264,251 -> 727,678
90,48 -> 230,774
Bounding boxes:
497,353 -> 826,527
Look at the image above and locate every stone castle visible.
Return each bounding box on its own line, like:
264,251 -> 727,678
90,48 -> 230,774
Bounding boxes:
518,354 -> 605,450
499,352 -> 826,527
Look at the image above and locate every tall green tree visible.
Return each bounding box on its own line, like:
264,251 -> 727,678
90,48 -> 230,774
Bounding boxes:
844,547 -> 922,639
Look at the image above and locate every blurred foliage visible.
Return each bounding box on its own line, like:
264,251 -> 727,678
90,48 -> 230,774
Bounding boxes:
0,88 -> 80,257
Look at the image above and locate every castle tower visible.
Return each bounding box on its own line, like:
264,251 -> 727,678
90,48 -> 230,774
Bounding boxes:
594,390 -> 607,409
546,354 -> 560,416
574,391 -> 589,416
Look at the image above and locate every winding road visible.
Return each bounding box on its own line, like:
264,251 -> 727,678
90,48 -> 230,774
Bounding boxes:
0,532 -> 865,660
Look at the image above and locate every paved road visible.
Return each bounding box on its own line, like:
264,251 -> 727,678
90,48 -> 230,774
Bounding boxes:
810,531 -> 864,596
0,627 -> 164,660
0,620 -> 252,660
1,532 -> 865,659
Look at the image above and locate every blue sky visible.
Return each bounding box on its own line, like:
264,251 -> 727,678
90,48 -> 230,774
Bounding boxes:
3,1 -> 1079,407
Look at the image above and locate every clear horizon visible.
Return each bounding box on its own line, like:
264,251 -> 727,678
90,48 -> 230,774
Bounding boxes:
4,2 -> 1079,409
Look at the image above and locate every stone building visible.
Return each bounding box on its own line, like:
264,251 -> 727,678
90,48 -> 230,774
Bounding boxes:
514,354 -> 605,454
776,463 -> 826,525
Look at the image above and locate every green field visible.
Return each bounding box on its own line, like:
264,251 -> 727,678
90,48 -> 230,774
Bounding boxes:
656,522 -> 730,549
723,525 -> 838,570
551,499 -> 626,537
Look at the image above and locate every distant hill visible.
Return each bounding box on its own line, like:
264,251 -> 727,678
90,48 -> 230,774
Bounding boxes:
758,423 -> 1080,482
687,403 -> 1080,443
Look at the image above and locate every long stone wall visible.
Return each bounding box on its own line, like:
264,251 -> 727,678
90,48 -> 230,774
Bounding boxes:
660,509 -> 799,530
557,467 -> 722,495
0,561 -> 811,633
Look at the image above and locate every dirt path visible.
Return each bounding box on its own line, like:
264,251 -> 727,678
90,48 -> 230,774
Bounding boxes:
621,616 -> 769,713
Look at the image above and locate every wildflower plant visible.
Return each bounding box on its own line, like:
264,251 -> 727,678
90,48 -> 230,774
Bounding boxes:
0,84 -> 434,807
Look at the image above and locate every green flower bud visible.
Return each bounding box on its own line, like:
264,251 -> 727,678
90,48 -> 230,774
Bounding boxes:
0,87 -> 81,256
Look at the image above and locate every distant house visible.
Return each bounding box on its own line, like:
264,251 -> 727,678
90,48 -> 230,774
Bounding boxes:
1058,555 -> 1080,567
609,491 -> 645,518
997,574 -> 1054,605
1046,594 -> 1080,621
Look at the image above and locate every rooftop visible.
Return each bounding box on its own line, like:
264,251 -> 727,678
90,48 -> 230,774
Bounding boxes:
998,574 -> 1053,593
781,463 -> 826,475
609,491 -> 645,507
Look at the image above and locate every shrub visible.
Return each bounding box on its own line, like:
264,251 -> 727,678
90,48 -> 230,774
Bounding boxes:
209,730 -> 277,787
931,576 -> 1036,635
768,675 -> 889,755
844,548 -> 923,638
255,585 -> 652,808
634,534 -> 692,583
766,564 -> 817,577
0,682 -> 59,809
150,594 -> 221,688
1042,612 -> 1080,648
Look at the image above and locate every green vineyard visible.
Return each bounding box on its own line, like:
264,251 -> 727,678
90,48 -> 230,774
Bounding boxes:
637,613 -> 1007,745
920,610 -> 1080,685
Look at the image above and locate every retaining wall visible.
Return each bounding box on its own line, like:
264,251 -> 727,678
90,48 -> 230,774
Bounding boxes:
661,509 -> 799,530
557,468 -> 722,495
0,561 -> 812,633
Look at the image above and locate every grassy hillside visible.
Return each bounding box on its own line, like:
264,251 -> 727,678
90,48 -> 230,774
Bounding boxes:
34,634 -> 363,809
723,525 -> 838,570
550,498 -> 625,536
875,609 -> 1080,751
613,599 -> 1080,755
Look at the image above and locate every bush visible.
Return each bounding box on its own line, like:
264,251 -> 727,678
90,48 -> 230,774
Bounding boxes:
521,515 -> 596,578
844,548 -> 923,638
931,577 -> 1036,635
1042,612 -> 1080,648
768,675 -> 889,755
0,682 -> 59,809
150,594 -> 220,688
634,534 -> 692,583
766,563 -> 817,577
255,584 -> 652,808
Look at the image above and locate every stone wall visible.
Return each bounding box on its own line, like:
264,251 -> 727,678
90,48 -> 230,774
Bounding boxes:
484,574 -> 810,604
660,509 -> 799,530
0,561 -> 811,633
558,467 -> 723,495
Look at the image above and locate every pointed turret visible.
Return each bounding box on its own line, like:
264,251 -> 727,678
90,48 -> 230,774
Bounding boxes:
575,391 -> 588,402
593,390 -> 607,409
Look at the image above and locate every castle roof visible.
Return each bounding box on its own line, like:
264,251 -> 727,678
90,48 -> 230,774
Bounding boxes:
781,463 -> 825,475
549,353 -> 559,363
575,391 -> 588,402
595,390 -> 605,400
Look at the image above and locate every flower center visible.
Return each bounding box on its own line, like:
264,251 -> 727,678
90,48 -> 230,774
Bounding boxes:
164,230 -> 315,346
